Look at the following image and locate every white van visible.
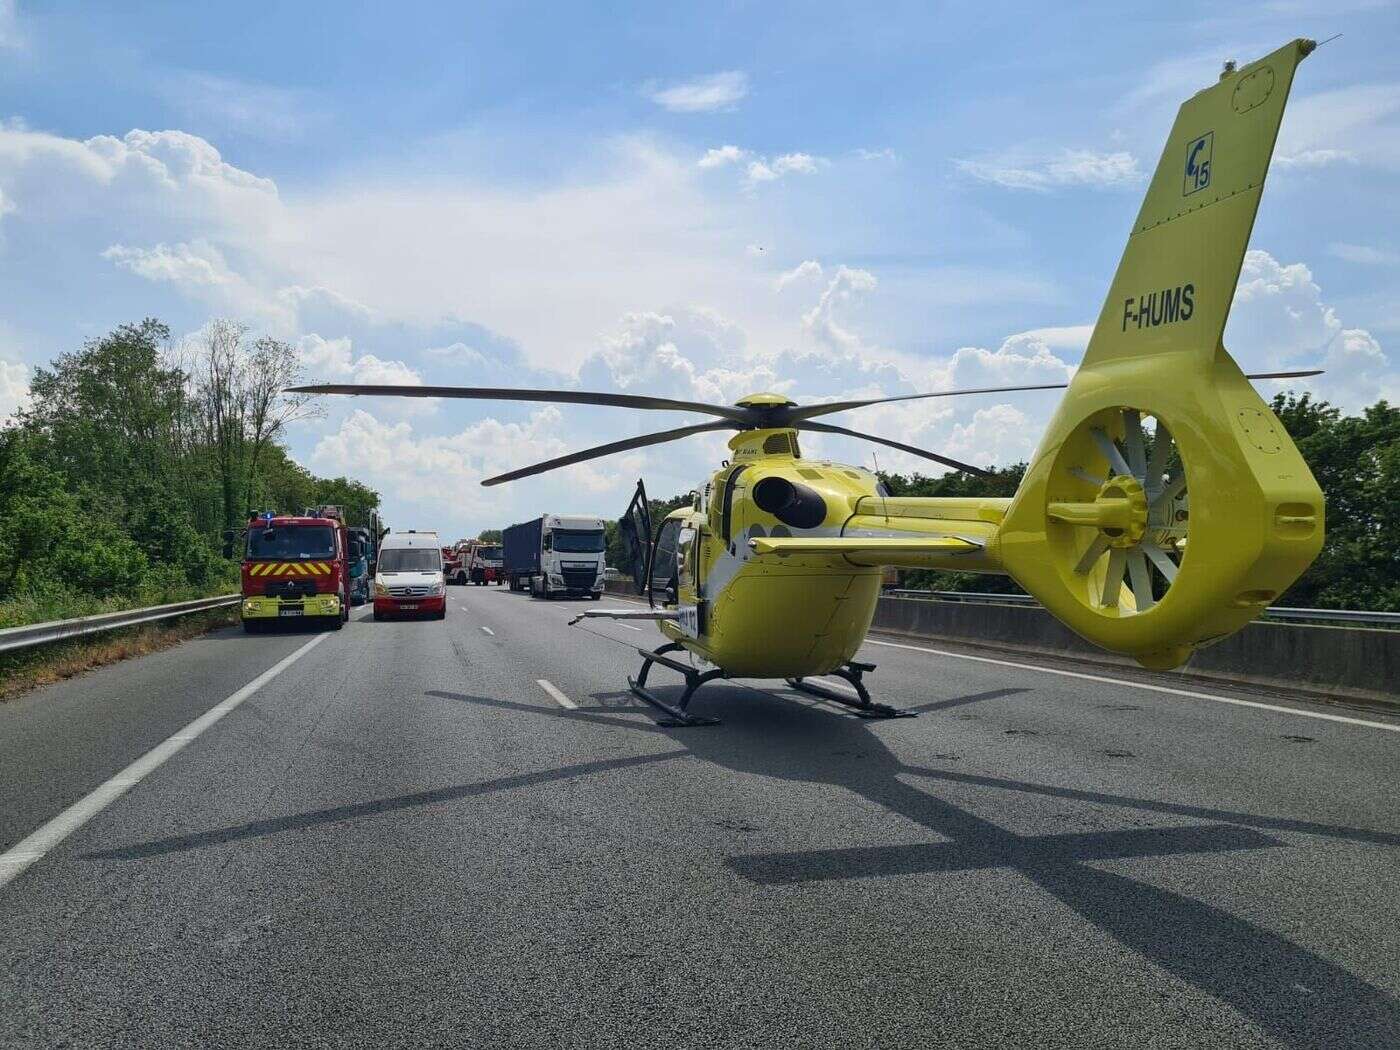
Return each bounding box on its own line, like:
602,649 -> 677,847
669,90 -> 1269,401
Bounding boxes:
373,530 -> 447,620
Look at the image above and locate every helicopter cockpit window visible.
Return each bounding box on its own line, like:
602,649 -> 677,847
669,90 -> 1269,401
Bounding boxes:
677,525 -> 697,593
651,519 -> 681,604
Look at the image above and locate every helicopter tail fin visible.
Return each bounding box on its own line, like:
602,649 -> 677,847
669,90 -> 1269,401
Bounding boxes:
1082,38 -> 1314,370
992,39 -> 1324,670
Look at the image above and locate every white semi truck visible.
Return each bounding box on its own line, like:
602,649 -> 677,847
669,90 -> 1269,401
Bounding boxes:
502,514 -> 607,600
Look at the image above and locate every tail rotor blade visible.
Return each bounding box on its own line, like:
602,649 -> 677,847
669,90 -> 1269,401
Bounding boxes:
795,421 -> 992,477
481,420 -> 732,487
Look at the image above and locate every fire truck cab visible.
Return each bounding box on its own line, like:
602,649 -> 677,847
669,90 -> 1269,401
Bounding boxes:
231,507 -> 357,632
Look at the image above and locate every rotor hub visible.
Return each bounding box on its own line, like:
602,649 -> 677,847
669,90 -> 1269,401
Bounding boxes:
1046,473 -> 1149,548
1097,475 -> 1150,548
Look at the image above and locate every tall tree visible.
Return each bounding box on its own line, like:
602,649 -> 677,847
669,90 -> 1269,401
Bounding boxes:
242,337 -> 319,516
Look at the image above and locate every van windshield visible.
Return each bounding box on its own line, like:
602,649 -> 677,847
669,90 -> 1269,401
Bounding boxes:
552,529 -> 604,553
247,525 -> 336,559
378,548 -> 442,573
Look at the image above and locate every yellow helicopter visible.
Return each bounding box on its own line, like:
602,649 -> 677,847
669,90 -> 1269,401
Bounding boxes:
294,39 -> 1326,726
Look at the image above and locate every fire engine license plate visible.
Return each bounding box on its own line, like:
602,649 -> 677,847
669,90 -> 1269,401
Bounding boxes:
279,608 -> 303,617
400,602 -> 418,610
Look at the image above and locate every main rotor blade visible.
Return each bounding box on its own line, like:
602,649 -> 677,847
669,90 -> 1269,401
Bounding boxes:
480,420 -> 733,487
1242,369 -> 1325,380
784,382 -> 1070,422
782,370 -> 1326,423
795,421 -> 992,478
287,384 -> 751,422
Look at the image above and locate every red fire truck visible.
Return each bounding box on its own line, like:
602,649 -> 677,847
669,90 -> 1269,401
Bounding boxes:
228,506 -> 360,632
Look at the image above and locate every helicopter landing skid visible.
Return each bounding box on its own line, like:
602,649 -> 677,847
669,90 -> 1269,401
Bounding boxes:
785,661 -> 915,719
629,642 -> 724,727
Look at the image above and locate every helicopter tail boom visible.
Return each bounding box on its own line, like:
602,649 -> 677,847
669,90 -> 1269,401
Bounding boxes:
749,535 -> 982,561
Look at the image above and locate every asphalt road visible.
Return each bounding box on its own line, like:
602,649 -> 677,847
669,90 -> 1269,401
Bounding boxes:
1,586 -> 1398,1048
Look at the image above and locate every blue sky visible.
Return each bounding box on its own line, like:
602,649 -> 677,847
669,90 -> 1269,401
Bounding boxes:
1,1 -> 1397,537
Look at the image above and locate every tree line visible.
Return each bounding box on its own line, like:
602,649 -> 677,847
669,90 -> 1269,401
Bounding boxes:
0,319 -> 380,627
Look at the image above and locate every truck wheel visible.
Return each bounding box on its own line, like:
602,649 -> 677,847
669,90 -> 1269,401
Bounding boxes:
242,619 -> 262,634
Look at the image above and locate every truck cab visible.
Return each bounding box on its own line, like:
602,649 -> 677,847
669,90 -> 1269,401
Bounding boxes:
234,508 -> 354,632
504,514 -> 607,600
373,530 -> 447,620
469,543 -> 503,585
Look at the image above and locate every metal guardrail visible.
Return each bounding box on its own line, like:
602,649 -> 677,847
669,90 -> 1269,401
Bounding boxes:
0,594 -> 241,656
884,589 -> 1400,628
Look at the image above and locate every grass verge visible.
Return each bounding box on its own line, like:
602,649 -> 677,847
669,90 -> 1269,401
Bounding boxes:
0,606 -> 238,702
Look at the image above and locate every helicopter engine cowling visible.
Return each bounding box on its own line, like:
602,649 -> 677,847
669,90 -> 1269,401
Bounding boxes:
751,476 -> 828,530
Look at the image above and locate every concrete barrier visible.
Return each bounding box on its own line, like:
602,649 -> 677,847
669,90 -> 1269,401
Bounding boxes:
606,578 -> 1397,703
872,597 -> 1398,704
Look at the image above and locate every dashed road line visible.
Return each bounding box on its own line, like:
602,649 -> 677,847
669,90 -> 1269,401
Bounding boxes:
865,638 -> 1400,733
480,626 -> 495,636
0,632 -> 331,890
536,679 -> 577,710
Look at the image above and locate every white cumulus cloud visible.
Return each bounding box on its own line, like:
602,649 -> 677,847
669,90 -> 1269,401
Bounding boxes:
957,149 -> 1142,192
649,71 -> 749,113
1328,242 -> 1398,266
774,260 -> 823,291
1226,249 -> 1394,409
0,355 -> 29,424
296,333 -> 427,394
746,152 -> 820,187
698,144 -> 746,169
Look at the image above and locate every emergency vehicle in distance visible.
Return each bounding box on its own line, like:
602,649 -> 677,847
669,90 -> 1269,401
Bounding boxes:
374,530 -> 448,620
228,506 -> 358,632
503,514 -> 607,599
443,539 -> 506,586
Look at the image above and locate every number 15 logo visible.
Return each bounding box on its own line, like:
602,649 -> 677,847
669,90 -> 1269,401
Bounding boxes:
1184,132 -> 1213,196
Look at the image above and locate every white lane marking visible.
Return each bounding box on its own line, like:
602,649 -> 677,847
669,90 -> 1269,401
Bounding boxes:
479,626 -> 495,636
619,624 -> 643,632
0,632 -> 330,890
866,639 -> 1400,733
536,679 -> 577,710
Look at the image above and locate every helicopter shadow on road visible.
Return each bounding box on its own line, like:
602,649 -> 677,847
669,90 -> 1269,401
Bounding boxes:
88,681 -> 1400,1046
574,680 -> 1400,1047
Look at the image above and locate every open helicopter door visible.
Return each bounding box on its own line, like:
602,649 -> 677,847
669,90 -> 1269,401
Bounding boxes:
618,479 -> 653,599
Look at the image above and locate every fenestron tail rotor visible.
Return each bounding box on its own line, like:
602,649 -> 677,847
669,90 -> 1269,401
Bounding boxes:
1049,408 -> 1188,615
